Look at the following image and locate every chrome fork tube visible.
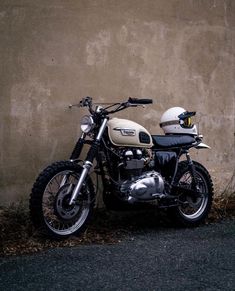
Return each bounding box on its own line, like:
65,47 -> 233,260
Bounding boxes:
69,161 -> 93,205
69,118 -> 108,205
96,118 -> 108,141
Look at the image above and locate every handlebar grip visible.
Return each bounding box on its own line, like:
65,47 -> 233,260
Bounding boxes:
128,97 -> 153,105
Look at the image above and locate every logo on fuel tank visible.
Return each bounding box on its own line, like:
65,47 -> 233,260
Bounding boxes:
113,127 -> 136,136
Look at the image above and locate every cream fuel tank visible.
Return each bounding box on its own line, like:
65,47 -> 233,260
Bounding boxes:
107,118 -> 153,148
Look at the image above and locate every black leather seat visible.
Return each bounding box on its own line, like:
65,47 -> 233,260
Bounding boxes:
152,135 -> 196,148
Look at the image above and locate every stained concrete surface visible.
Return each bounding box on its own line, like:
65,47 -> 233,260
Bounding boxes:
0,220 -> 235,290
0,0 -> 234,204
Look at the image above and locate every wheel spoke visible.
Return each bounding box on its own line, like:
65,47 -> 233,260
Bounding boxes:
178,170 -> 208,219
41,169 -> 92,236
30,162 -> 95,238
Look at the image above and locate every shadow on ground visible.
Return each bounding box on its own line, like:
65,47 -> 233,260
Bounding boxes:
0,197 -> 234,256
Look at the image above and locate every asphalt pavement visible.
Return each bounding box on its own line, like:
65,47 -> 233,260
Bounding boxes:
0,220 -> 234,291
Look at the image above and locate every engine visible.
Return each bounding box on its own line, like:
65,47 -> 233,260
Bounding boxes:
115,148 -> 165,201
120,171 -> 165,202
121,148 -> 146,175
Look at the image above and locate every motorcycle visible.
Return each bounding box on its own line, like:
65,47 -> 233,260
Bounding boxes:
30,96 -> 214,238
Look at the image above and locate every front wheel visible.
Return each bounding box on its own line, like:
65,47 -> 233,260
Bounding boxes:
30,161 -> 95,239
169,161 -> 214,227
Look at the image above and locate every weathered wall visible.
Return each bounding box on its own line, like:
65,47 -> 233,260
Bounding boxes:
0,0 -> 234,205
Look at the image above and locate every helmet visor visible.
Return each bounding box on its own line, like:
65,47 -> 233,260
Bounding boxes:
178,111 -> 196,128
183,117 -> 192,127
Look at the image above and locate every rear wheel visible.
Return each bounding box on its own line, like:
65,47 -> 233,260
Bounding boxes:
169,161 -> 214,227
30,161 -> 95,239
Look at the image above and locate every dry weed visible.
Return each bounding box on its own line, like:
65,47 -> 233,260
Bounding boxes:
0,195 -> 234,257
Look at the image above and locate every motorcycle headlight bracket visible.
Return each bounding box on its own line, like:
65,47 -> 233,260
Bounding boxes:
80,115 -> 95,133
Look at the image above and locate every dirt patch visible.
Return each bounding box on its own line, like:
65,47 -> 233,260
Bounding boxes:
0,197 -> 234,257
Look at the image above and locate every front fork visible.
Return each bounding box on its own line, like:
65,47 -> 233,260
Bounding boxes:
69,118 -> 108,205
58,133 -> 87,189
70,132 -> 86,160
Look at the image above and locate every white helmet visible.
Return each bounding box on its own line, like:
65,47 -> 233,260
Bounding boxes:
160,107 -> 198,135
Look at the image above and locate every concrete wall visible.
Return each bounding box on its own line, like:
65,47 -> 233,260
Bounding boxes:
0,0 -> 234,205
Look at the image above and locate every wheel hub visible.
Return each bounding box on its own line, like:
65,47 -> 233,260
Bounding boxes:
186,196 -> 202,207
54,185 -> 81,220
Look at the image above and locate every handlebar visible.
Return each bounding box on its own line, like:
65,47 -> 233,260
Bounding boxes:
128,97 -> 153,105
69,96 -> 153,115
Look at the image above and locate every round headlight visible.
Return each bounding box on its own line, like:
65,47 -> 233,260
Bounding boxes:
80,115 -> 94,133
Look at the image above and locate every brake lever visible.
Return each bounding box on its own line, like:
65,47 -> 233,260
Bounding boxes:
127,103 -> 145,108
68,103 -> 82,109
69,97 -> 93,109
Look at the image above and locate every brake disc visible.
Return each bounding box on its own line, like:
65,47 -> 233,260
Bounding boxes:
54,185 -> 81,221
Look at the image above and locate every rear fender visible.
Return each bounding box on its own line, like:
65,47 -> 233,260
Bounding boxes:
195,142 -> 211,150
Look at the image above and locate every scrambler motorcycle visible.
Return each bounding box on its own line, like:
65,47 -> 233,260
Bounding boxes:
30,96 -> 214,238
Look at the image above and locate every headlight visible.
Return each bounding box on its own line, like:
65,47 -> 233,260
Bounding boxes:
80,115 -> 94,133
